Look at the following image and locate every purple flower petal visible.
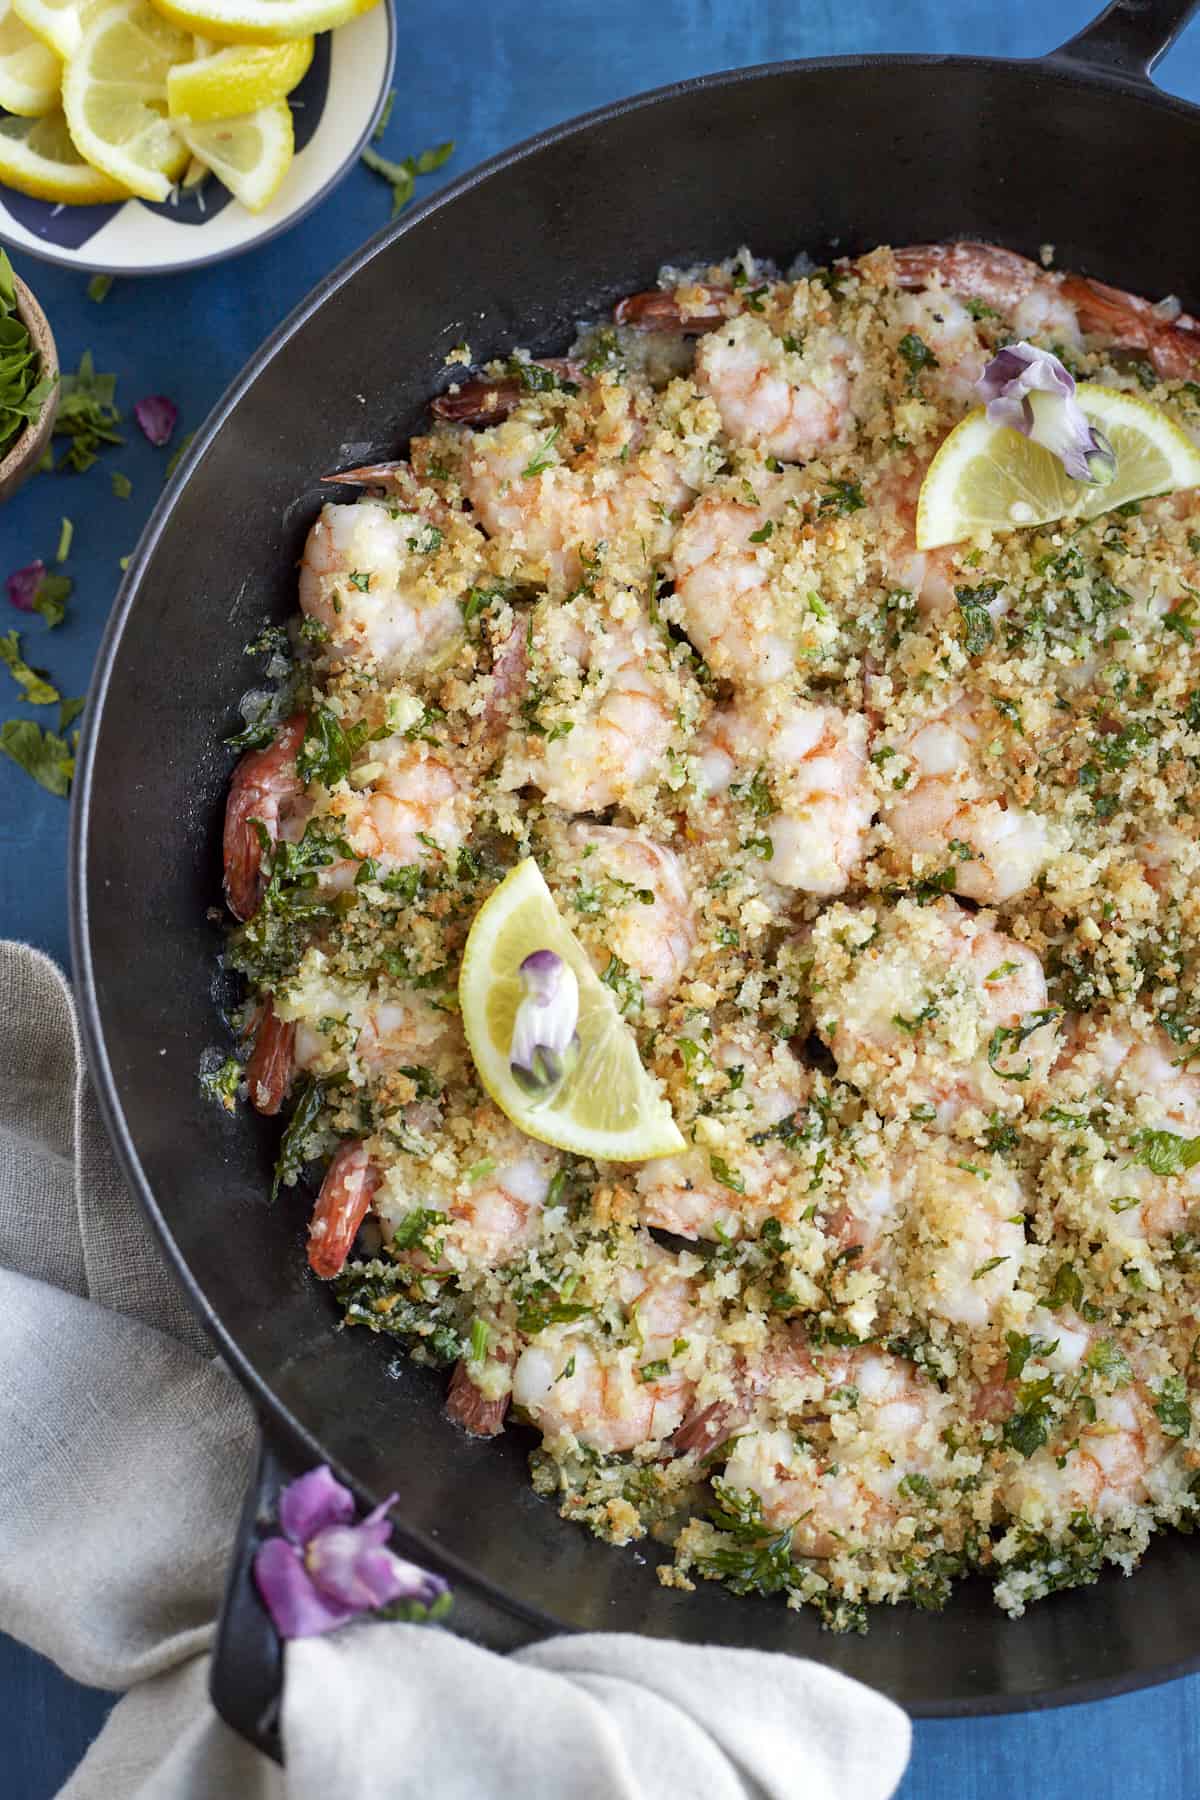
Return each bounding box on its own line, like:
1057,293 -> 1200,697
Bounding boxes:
307,1524 -> 451,1611
6,560 -> 44,612
134,395 -> 178,447
278,1464 -> 356,1544
976,342 -> 1116,487
253,1536 -> 357,1639
511,949 -> 580,1091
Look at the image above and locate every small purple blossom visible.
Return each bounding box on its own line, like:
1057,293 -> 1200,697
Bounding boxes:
133,395 -> 178,447
976,342 -> 1116,485
510,948 -> 580,1094
6,559 -> 44,612
253,1464 -> 450,1640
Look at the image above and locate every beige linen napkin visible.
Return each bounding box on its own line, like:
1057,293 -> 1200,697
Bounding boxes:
0,941 -> 912,1800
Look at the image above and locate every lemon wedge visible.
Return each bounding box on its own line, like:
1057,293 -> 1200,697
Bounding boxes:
0,105 -> 129,200
152,0 -> 377,45
459,858 -> 684,1162
61,0 -> 192,201
11,0 -> 82,61
916,384 -> 1200,549
0,0 -> 61,114
176,96 -> 292,210
166,36 -> 311,123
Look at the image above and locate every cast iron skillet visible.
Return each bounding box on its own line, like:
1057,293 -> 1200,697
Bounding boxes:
71,0 -> 1200,1753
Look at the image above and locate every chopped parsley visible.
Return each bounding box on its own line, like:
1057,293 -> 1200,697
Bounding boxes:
817,479 -> 865,517
521,426 -> 560,479
898,331 -> 938,384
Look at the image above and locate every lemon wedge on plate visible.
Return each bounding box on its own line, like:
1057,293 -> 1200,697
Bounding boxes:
11,0 -> 83,61
61,0 -> 192,201
0,0 -> 61,114
153,0 -> 377,45
166,36 -> 311,123
0,106 -> 129,200
916,384 -> 1200,549
459,857 -> 684,1162
176,97 -> 293,209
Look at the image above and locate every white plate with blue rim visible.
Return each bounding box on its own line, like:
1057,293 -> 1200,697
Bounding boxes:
0,0 -> 394,276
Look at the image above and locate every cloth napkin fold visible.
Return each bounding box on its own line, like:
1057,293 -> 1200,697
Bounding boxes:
0,941 -> 912,1800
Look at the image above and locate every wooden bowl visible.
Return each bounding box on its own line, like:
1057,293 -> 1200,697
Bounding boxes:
0,274 -> 58,505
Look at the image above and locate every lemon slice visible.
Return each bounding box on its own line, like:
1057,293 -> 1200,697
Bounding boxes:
166,37 -> 311,122
0,106 -> 129,199
61,0 -> 191,203
177,97 -> 292,210
11,0 -> 82,61
459,858 -> 684,1162
152,0 -> 377,46
916,384 -> 1200,549
0,0 -> 61,114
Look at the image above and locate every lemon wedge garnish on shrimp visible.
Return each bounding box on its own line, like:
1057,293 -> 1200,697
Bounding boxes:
151,0 -> 377,45
61,0 -> 192,202
460,858 -> 685,1163
916,385 -> 1200,549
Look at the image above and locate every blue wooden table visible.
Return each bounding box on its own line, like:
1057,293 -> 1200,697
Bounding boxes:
4,0 -> 1200,1791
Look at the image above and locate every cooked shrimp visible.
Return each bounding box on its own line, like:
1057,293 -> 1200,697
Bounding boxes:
325,735 -> 473,875
892,241 -> 1200,376
695,312 -> 856,462
431,359 -> 582,425
299,491 -> 479,674
636,1036 -> 811,1240
667,478 -> 822,688
223,714 -> 308,922
512,1248 -> 705,1453
892,288 -> 991,406
813,898 -> 1059,1124
899,1145 -> 1027,1329
614,282 -> 740,332
562,824 -> 695,1006
447,1137 -> 559,1265
451,384 -> 694,593
308,1140 -> 380,1279
244,999 -> 296,1116
869,460 -> 964,619
512,1337 -> 692,1454
696,694 -> 873,895
1054,1021 -> 1200,1243
881,689 -> 1058,904
721,1349 -> 951,1557
277,958 -> 457,1092
503,604 -> 677,815
1001,1384 -> 1161,1527
445,1358 -> 510,1437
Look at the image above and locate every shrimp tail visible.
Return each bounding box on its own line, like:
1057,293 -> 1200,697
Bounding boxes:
889,241 -> 1044,310
222,713 -> 307,922
482,618 -> 528,741
307,1141 -> 380,1280
671,1399 -> 741,1457
320,460 -> 415,493
1058,273 -> 1200,377
245,999 -> 296,1116
446,1359 -> 510,1436
614,285 -> 736,333
430,359 -> 583,426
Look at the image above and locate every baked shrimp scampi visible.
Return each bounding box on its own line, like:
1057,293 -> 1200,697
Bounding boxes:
214,240 -> 1200,1632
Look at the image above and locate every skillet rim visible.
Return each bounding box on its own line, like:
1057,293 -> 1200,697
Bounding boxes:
69,42 -> 1200,1716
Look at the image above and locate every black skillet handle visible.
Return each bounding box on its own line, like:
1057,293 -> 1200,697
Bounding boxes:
1050,0 -> 1199,81
210,1430 -> 545,1763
